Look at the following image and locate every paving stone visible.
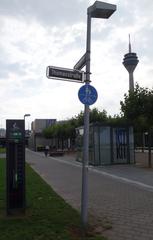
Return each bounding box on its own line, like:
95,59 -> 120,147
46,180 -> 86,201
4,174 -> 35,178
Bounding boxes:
26,149 -> 153,240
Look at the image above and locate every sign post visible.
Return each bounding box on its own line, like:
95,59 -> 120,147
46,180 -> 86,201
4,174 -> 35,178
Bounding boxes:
6,120 -> 25,215
46,1 -> 116,228
78,1 -> 116,227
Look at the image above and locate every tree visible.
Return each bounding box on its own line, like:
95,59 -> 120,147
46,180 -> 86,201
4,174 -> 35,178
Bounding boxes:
120,84 -> 153,131
74,108 -> 108,126
43,108 -> 109,149
89,108 -> 107,123
107,114 -> 125,125
120,84 -> 153,167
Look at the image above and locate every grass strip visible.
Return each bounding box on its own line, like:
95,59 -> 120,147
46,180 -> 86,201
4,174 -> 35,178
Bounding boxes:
0,147 -> 6,153
0,158 -> 107,240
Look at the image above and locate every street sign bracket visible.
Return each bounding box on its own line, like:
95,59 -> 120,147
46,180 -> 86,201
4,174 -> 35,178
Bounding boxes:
74,53 -> 86,70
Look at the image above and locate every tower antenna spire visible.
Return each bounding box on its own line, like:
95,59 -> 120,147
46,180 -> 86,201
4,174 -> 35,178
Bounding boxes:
129,34 -> 131,53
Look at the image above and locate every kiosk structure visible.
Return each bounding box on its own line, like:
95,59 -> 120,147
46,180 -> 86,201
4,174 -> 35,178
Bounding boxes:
76,123 -> 134,165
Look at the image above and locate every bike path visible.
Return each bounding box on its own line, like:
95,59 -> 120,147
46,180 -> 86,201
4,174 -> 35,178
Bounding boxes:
26,149 -> 153,240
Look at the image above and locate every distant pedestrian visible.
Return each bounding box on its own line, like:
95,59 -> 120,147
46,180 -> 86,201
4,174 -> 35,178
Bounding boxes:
44,145 -> 49,157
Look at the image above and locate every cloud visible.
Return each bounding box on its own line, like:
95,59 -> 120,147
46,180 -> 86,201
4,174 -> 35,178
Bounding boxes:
0,0 -> 153,129
0,0 -> 89,26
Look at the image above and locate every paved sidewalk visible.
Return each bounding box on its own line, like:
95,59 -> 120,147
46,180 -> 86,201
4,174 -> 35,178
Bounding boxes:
26,149 -> 153,240
0,153 -> 6,158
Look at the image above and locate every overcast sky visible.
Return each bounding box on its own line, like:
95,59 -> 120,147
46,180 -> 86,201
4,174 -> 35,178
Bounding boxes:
0,0 -> 153,129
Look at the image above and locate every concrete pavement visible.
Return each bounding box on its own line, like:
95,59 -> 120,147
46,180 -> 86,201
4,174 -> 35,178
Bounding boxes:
26,149 -> 153,240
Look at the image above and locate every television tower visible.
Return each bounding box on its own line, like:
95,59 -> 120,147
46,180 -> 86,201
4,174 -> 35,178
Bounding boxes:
123,35 -> 139,91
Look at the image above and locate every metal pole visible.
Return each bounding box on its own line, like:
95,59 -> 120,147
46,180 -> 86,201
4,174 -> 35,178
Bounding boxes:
81,12 -> 91,227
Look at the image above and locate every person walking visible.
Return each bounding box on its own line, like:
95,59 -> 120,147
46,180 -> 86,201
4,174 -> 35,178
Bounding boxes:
44,145 -> 49,157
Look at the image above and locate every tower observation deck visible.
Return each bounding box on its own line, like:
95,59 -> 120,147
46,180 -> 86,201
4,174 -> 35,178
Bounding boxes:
123,35 -> 139,91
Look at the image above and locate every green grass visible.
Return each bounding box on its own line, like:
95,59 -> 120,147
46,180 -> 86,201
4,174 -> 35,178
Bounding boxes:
0,147 -> 6,153
0,158 -> 107,240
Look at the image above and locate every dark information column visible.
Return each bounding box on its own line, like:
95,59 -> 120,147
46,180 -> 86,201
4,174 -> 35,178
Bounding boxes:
6,119 -> 25,215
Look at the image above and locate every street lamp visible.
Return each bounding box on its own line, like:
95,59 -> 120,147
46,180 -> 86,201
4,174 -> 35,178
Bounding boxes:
24,114 -> 31,131
81,1 -> 116,227
24,114 -> 31,120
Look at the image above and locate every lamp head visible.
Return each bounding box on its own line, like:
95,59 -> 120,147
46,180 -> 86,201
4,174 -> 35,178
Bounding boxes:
24,114 -> 31,118
88,1 -> 116,19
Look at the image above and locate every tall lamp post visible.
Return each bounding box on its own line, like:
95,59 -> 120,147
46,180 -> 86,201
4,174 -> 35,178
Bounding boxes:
24,114 -> 31,129
81,1 -> 116,227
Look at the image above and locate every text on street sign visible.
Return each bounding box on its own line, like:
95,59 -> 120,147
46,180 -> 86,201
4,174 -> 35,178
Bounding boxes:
46,66 -> 84,83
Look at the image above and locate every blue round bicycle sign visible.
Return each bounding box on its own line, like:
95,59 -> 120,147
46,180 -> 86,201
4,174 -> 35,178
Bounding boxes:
78,84 -> 98,105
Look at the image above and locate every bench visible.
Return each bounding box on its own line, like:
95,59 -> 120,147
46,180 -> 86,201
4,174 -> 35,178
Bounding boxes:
49,151 -> 64,157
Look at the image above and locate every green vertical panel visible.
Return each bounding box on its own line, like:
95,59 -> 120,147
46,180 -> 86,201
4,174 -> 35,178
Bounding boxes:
6,119 -> 25,215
